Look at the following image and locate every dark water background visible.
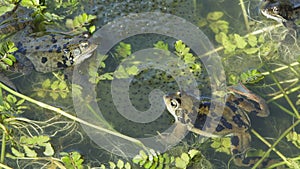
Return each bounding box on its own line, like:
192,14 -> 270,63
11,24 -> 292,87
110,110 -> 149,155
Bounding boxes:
5,0 -> 300,168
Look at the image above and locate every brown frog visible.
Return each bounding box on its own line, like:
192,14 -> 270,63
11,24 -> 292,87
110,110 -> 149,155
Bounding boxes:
163,83 -> 274,167
0,3 -> 97,74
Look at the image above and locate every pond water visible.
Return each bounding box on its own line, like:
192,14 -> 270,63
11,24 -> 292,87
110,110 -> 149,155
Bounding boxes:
1,0 -> 300,168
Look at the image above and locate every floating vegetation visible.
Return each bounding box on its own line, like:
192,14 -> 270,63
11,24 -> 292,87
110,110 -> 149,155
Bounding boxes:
0,0 -> 300,169
0,41 -> 17,70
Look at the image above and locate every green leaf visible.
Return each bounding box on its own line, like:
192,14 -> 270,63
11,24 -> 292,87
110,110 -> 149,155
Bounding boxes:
222,38 -> 236,54
209,22 -> 219,34
23,145 -> 37,157
117,160 -> 124,168
247,34 -> 257,47
181,153 -> 190,162
6,94 -> 16,104
42,79 -> 51,88
11,147 -> 24,157
50,92 -> 59,100
115,65 -> 129,79
215,32 -> 227,44
36,135 -> 50,145
43,143 -> 54,156
198,18 -> 208,27
207,11 -> 224,21
216,20 -> 229,33
66,19 -> 74,29
246,149 -> 269,158
109,161 -> 116,169
124,162 -> 131,169
154,41 -> 169,51
258,34 -> 265,44
133,155 -> 143,164
99,72 -> 114,80
140,150 -> 148,160
0,62 -> 8,70
58,81 -> 68,90
143,161 -> 153,168
89,25 -> 96,33
2,58 -> 13,66
126,66 -> 139,75
243,47 -> 259,54
115,42 -> 131,58
50,80 -> 60,90
175,157 -> 188,168
7,54 -> 16,62
234,34 -> 247,49
188,149 -> 199,159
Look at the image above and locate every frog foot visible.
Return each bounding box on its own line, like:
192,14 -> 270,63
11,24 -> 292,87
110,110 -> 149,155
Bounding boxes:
230,132 -> 277,168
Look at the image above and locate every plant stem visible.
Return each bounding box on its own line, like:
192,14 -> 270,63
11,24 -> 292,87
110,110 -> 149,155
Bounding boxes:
0,87 -> 3,105
261,62 -> 299,76
0,163 -> 12,169
251,119 -> 300,168
0,131 -> 6,169
251,129 -> 287,163
267,85 -> 300,104
0,82 -> 148,151
239,0 -> 250,32
199,24 -> 282,58
266,64 -> 300,118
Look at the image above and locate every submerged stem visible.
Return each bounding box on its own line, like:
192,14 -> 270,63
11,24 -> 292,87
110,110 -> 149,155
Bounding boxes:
239,0 -> 250,32
0,82 -> 148,151
0,132 -> 5,167
251,119 -> 300,168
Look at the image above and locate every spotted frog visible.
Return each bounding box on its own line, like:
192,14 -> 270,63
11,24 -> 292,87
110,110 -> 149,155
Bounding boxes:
261,0 -> 300,29
163,83 -> 273,167
0,3 -> 97,74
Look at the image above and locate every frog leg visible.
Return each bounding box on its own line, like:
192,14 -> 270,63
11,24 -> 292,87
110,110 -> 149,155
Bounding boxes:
231,132 -> 278,168
227,83 -> 269,117
231,132 -> 253,167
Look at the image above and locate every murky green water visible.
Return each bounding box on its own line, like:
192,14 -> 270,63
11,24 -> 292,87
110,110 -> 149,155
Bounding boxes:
2,0 -> 300,168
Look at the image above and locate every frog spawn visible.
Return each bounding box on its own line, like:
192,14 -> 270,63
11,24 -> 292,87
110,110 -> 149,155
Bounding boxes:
163,84 -> 275,167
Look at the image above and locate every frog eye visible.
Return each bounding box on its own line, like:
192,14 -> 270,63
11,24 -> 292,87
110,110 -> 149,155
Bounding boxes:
272,6 -> 279,14
170,98 -> 181,109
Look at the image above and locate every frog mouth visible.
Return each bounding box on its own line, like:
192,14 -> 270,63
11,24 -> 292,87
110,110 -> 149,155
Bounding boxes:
73,42 -> 98,64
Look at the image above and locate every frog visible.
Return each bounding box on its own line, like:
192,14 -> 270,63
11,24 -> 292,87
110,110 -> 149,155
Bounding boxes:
260,0 -> 300,29
163,83 -> 274,168
0,2 -> 98,75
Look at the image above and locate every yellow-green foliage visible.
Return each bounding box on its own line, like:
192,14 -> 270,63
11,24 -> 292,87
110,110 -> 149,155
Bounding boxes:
0,41 -> 17,70
132,149 -> 210,169
66,13 -> 96,33
199,11 -> 276,57
0,94 -> 27,115
286,131 -> 300,149
154,41 -> 169,51
60,151 -> 84,169
174,40 -> 201,74
229,69 -> 264,85
34,74 -> 69,100
210,137 -> 231,155
115,42 -> 132,58
133,149 -> 175,168
7,135 -> 54,158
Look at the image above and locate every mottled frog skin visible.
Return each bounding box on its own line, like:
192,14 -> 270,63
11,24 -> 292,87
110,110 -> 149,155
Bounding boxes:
261,0 -> 300,29
0,4 -> 97,74
163,83 -> 273,167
